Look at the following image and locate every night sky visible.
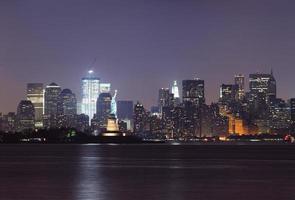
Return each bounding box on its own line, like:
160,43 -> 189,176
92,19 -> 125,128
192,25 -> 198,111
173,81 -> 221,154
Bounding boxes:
1,0 -> 295,113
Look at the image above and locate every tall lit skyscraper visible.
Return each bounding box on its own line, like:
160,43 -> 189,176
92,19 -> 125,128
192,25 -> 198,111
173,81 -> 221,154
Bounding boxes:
249,71 -> 276,103
171,80 -> 180,105
81,70 -> 100,124
44,82 -> 61,128
27,83 -> 44,128
234,74 -> 245,100
58,89 -> 77,115
134,102 -> 146,133
57,89 -> 77,128
171,80 -> 179,98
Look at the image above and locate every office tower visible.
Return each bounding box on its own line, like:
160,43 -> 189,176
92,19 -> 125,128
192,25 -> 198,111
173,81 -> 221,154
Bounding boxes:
269,98 -> 289,130
81,71 -> 100,124
100,83 -> 111,93
234,74 -> 245,100
44,82 -> 61,128
96,93 -> 112,128
133,102 -> 146,133
158,88 -> 170,114
117,101 -> 133,120
219,84 -> 238,104
171,80 -> 180,104
182,79 -> 205,106
16,100 -> 35,131
111,90 -> 118,117
27,83 -> 44,128
249,72 -> 276,103
57,89 -> 77,128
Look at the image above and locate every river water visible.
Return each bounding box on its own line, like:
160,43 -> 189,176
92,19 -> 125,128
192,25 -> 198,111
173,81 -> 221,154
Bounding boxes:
0,144 -> 295,200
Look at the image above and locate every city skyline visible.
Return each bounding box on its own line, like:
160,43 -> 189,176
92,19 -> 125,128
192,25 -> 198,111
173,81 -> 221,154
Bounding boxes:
1,0 -> 295,112
0,69 -> 290,113
1,1 -> 295,199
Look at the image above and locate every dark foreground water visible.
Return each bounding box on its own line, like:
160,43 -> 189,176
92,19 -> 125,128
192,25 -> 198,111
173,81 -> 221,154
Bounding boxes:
0,144 -> 295,200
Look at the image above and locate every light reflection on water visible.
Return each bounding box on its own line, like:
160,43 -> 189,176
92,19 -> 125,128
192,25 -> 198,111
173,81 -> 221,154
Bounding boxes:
75,147 -> 105,200
0,144 -> 295,200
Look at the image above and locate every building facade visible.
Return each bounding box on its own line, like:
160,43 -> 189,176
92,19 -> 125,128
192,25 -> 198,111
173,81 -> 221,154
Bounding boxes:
234,74 -> 245,100
44,82 -> 61,128
182,79 -> 205,106
17,100 -> 35,132
81,71 -> 100,123
27,83 -> 44,128
57,89 -> 77,128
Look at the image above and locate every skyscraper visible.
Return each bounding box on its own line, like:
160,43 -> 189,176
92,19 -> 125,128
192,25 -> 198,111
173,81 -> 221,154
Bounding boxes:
219,84 -> 238,104
171,80 -> 180,105
58,89 -> 77,115
182,79 -> 205,106
249,72 -> 276,103
27,83 -> 44,128
234,74 -> 245,100
96,93 -> 112,129
81,70 -> 100,124
158,88 -> 170,114
133,102 -> 146,133
57,89 -> 77,128
16,100 -> 35,132
44,82 -> 61,128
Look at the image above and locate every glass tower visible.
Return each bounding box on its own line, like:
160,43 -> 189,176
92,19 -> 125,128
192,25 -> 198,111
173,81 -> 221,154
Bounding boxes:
27,83 -> 44,128
44,82 -> 61,128
171,80 -> 180,99
249,72 -> 276,103
81,71 -> 100,124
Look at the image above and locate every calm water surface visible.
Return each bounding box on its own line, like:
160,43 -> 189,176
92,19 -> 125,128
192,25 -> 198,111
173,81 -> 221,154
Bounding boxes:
0,144 -> 295,200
